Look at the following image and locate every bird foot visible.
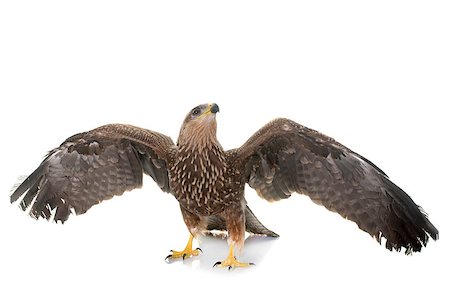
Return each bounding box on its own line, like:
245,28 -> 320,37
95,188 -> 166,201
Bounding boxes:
165,235 -> 202,262
165,247 -> 202,261
213,256 -> 254,270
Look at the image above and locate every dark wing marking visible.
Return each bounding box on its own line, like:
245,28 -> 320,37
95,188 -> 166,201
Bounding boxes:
10,124 -> 175,222
234,118 -> 438,253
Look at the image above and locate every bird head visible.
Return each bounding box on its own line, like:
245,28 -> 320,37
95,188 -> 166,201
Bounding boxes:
177,103 -> 220,149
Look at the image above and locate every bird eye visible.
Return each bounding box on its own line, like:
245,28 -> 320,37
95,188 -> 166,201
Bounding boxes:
192,108 -> 201,116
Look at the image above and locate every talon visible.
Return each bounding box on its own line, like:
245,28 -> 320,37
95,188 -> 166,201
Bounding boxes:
165,255 -> 172,262
214,244 -> 253,270
166,235 -> 201,261
249,263 -> 255,266
196,247 -> 203,253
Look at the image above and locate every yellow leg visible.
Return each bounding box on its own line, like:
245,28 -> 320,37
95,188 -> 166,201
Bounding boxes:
213,244 -> 254,270
165,235 -> 202,261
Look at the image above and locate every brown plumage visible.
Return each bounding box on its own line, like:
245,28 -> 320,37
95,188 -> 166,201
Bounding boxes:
10,103 -> 438,268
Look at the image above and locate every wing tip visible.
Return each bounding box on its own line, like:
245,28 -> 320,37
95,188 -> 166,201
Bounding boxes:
10,159 -> 74,223
379,184 -> 439,254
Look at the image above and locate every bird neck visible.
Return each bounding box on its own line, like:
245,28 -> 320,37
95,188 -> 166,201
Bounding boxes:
178,120 -> 222,152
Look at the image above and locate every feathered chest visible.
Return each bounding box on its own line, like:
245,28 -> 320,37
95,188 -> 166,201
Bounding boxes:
169,146 -> 228,214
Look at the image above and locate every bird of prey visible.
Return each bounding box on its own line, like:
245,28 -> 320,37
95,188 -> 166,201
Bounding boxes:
10,103 -> 438,269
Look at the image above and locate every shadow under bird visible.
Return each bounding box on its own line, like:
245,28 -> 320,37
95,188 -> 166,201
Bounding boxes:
10,103 -> 438,269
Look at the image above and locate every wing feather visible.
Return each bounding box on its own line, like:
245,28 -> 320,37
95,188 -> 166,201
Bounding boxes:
10,124 -> 175,222
235,118 -> 438,253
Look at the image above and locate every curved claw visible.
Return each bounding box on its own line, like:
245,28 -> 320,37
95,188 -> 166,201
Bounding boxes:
196,247 -> 203,254
213,261 -> 222,268
165,235 -> 201,262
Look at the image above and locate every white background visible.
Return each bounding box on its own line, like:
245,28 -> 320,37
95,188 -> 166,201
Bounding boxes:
1,1 -> 449,301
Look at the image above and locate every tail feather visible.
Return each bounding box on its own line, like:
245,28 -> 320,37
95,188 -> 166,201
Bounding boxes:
206,205 -> 279,237
245,206 -> 279,237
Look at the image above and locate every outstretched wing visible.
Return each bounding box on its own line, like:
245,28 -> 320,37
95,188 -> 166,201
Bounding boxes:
234,118 -> 438,253
10,124 -> 175,222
